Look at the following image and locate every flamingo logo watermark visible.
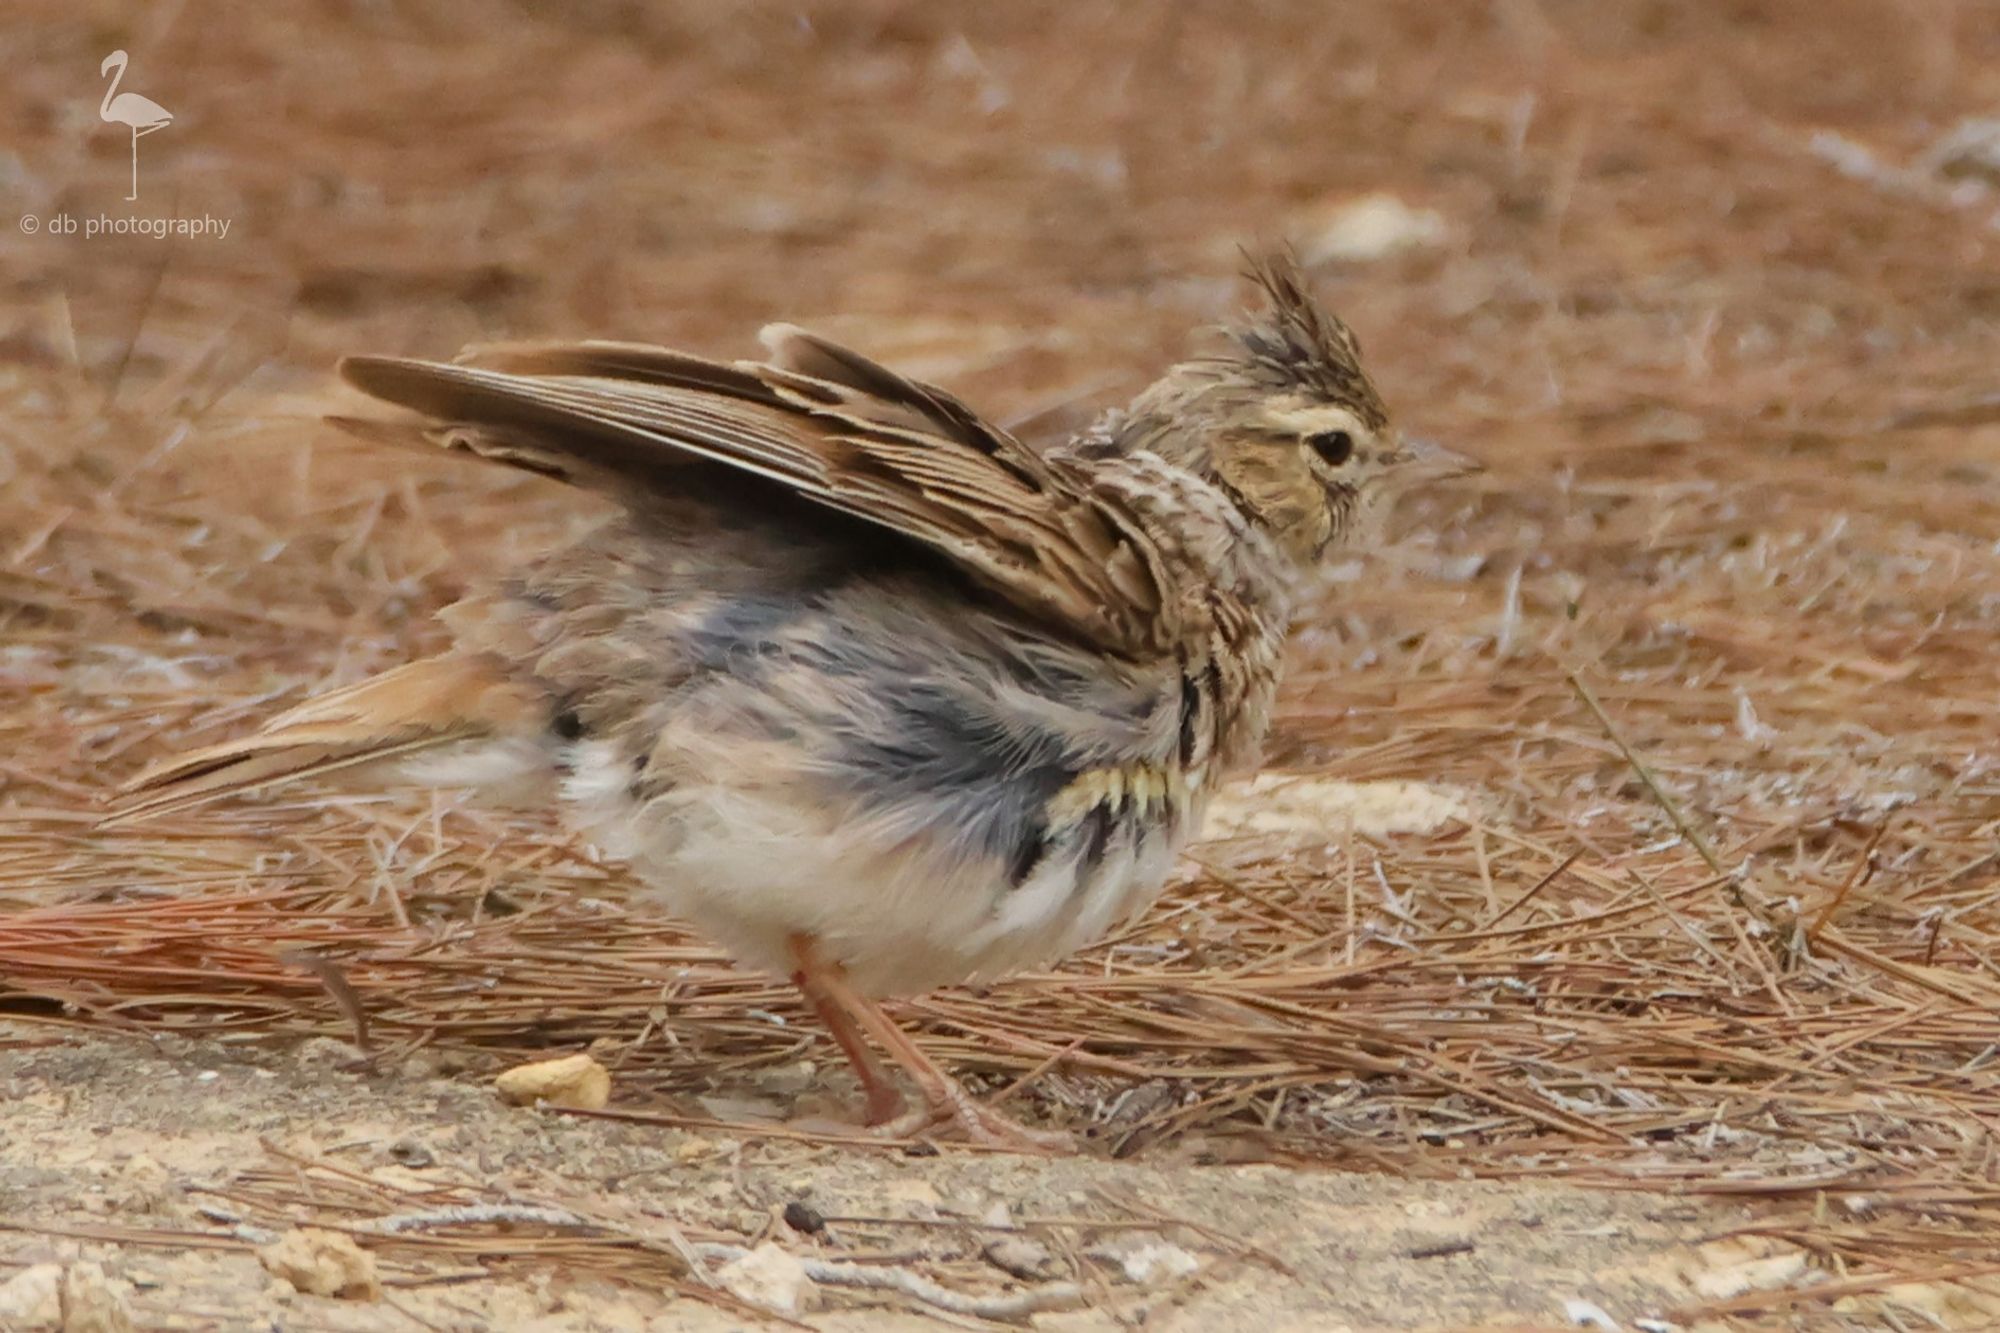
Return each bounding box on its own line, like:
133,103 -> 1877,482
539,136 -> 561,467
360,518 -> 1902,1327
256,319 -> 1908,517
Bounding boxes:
14,50 -> 230,239
98,49 -> 172,202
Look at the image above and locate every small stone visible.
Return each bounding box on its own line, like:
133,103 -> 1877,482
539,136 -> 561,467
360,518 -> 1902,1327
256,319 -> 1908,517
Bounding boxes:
782,1201 -> 825,1235
494,1053 -> 611,1111
386,1138 -> 435,1168
256,1228 -> 382,1301
1119,1241 -> 1200,1285
1087,1233 -> 1201,1286
717,1243 -> 816,1317
983,1234 -> 1061,1282
58,1263 -> 133,1333
1563,1297 -> 1622,1330
0,1264 -> 62,1327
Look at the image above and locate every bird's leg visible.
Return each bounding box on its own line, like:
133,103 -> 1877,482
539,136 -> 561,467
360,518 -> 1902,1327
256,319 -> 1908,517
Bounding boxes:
802,957 -> 1070,1152
786,934 -> 906,1126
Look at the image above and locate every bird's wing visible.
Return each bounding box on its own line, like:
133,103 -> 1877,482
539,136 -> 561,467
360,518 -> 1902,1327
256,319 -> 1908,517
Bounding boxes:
334,330 -> 1184,658
101,655 -> 541,826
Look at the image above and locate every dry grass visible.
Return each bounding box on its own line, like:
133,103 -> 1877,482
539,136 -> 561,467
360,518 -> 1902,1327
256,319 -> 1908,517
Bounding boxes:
8,0 -> 2000,1324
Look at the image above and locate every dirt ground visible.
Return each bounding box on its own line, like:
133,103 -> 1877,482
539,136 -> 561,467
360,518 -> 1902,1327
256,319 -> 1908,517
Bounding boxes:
9,1 -> 2000,1329
2,1025 -> 1788,1332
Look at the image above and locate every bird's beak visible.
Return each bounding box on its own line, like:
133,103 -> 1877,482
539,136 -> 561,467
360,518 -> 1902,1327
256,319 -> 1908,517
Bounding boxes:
1401,437 -> 1483,481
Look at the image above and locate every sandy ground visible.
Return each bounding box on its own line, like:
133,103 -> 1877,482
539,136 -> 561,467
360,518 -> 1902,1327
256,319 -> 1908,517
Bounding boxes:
1,781 -> 1822,1331
1,1025 -> 1783,1332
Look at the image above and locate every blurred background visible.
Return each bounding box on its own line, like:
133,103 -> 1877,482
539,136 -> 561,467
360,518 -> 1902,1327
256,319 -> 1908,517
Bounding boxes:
10,1 -> 1997,434
9,0 -> 2000,759
7,2 -> 2000,1323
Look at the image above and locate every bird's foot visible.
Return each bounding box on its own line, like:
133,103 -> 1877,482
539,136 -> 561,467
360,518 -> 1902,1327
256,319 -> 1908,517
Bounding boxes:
784,937 -> 1069,1151
875,1080 -> 1072,1152
858,1079 -> 910,1128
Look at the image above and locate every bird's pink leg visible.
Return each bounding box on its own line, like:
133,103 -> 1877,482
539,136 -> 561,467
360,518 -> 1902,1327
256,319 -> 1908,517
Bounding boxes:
798,949 -> 1070,1151
786,933 -> 906,1126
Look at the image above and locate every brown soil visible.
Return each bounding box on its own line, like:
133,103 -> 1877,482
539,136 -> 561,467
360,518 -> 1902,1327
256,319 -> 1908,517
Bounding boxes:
3,1028 -> 1773,1331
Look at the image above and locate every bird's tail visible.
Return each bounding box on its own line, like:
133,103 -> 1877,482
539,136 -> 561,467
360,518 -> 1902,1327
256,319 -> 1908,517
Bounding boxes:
101,654 -> 549,827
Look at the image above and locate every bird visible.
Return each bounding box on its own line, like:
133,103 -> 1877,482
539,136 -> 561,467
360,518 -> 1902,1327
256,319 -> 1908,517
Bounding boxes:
105,256 -> 1477,1147
98,50 -> 173,202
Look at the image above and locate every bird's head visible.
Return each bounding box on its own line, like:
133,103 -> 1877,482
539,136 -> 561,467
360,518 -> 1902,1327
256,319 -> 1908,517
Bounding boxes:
1114,253 -> 1477,565
100,50 -> 128,76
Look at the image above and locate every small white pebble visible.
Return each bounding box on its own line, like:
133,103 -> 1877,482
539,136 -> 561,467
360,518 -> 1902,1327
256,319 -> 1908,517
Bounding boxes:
1564,1297 -> 1623,1330
718,1243 -> 815,1317
1120,1242 -> 1200,1286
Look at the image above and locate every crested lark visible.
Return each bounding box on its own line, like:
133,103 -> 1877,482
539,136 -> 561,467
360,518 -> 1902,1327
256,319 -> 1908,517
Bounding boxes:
108,256 -> 1476,1147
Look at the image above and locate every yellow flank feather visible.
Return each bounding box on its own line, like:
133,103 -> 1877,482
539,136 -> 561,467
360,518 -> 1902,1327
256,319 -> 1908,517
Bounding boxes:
1046,762 -> 1187,829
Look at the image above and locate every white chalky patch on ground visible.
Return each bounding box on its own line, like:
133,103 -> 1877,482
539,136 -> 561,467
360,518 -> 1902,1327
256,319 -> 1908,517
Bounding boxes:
1200,774 -> 1478,842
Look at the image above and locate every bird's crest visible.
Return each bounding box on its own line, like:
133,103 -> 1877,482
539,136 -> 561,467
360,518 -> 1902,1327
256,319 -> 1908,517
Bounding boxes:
1234,252 -> 1389,429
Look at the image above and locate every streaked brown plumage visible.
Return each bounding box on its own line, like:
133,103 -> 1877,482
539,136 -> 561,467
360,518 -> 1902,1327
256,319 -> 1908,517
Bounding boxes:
107,256 -> 1476,1146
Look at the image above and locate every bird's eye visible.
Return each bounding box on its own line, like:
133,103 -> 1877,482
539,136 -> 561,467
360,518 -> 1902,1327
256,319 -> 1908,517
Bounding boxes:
1310,430 -> 1355,467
